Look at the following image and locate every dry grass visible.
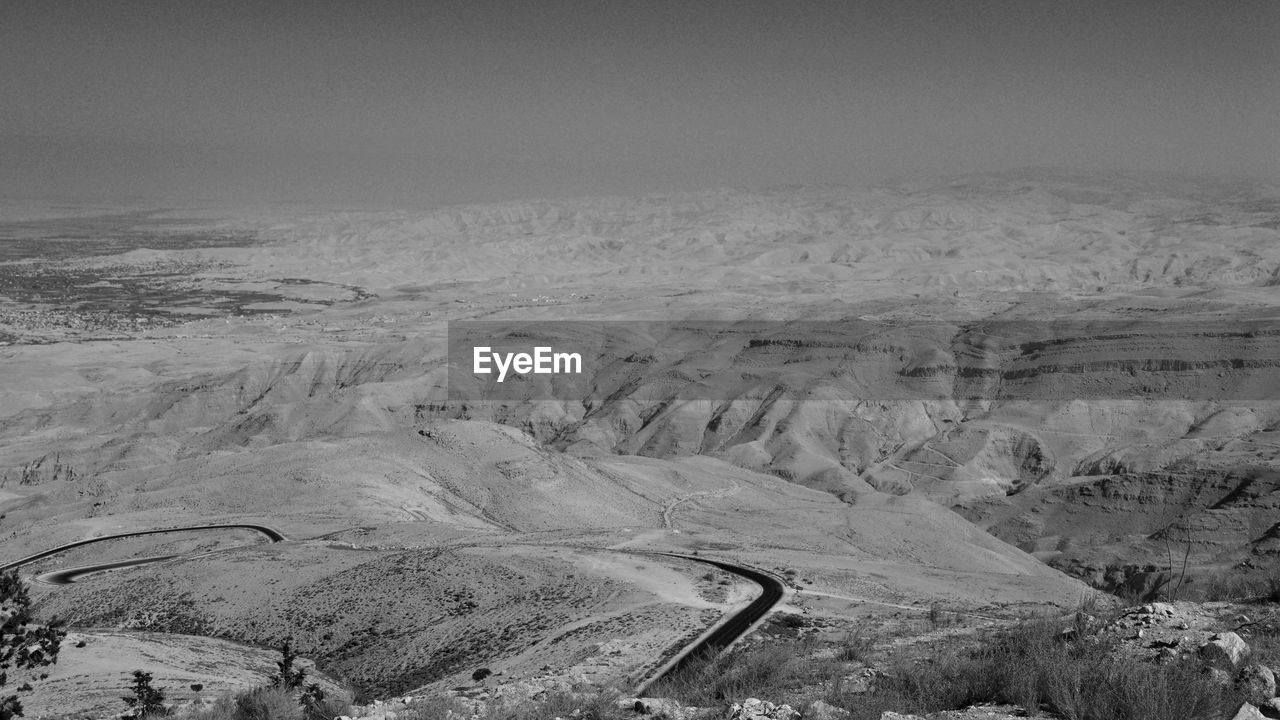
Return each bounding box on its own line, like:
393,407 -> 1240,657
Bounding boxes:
185,686 -> 349,720
867,620 -> 1243,720
637,612 -> 1246,720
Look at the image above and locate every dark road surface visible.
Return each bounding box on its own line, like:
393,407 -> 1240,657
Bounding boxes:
36,554 -> 181,585
0,523 -> 286,582
638,552 -> 787,692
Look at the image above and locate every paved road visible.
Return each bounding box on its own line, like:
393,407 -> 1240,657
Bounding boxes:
636,552 -> 788,693
6,525 -> 786,691
36,554 -> 181,585
0,523 -> 286,579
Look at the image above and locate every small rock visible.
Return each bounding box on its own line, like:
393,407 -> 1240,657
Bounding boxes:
1200,632 -> 1251,671
627,697 -> 689,720
1150,602 -> 1175,616
1209,668 -> 1235,686
1231,702 -> 1266,720
839,672 -> 873,694
1237,664 -> 1277,707
728,698 -> 800,720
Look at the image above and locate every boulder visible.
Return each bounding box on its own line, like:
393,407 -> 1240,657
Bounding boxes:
1238,664 -> 1278,706
727,698 -> 800,720
1200,632 -> 1251,670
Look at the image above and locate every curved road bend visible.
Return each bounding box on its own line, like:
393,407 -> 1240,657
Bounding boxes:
7,528 -> 786,688
0,523 -> 286,575
37,555 -> 181,585
636,552 -> 788,694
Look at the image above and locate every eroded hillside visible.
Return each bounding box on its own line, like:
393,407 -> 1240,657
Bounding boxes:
3,171 -> 1280,712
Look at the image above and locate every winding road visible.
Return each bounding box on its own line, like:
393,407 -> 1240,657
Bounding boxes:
4,524 -> 787,693
635,552 -> 788,693
0,523 -> 286,583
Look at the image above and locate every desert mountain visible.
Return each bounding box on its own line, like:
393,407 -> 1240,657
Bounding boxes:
3,170 -> 1280,710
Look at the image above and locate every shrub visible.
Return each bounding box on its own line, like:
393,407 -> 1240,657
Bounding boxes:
122,670 -> 167,719
927,603 -> 949,630
231,686 -> 303,720
188,685 -> 346,720
834,629 -> 875,663
520,690 -> 627,720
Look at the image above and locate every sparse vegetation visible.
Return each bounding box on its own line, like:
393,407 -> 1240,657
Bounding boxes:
834,628 -> 875,663
266,639 -> 330,720
181,640 -> 347,720
867,620 -> 1243,720
1195,572 -> 1280,603
270,639 -> 307,691
190,686 -> 302,720
927,602 -> 957,630
645,637 -> 826,705
395,694 -> 471,720
188,684 -> 349,720
638,608 -> 1251,720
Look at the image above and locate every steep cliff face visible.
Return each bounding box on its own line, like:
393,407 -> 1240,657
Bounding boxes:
954,466 -> 1280,597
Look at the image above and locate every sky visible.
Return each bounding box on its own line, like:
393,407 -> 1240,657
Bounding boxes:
2,0 -> 1277,207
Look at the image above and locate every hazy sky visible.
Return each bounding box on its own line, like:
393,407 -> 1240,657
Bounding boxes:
2,1 -> 1277,207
